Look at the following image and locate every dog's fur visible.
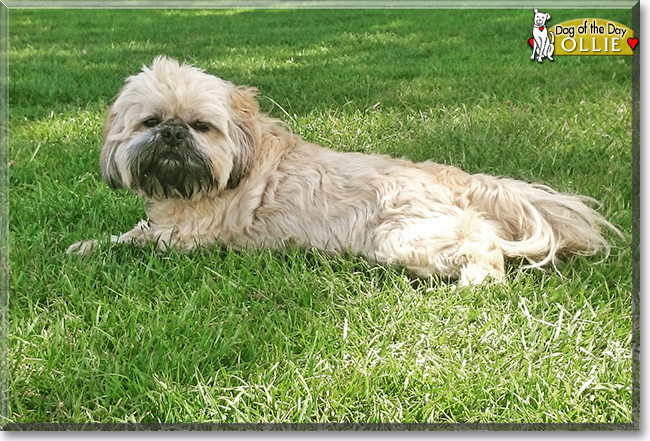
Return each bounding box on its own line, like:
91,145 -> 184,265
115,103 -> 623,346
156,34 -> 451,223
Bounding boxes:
531,8 -> 555,63
68,56 -> 618,286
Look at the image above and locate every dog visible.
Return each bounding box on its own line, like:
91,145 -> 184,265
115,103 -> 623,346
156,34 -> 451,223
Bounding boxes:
530,8 -> 555,63
68,56 -> 618,286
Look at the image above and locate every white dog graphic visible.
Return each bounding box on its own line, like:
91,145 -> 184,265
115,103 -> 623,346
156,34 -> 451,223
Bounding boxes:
530,8 -> 554,63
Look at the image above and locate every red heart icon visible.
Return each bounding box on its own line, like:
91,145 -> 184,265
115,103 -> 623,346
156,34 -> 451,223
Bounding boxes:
528,38 -> 534,47
628,38 -> 638,49
539,26 -> 544,31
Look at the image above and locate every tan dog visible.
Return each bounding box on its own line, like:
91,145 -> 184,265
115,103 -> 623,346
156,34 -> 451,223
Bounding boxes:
68,57 -> 617,286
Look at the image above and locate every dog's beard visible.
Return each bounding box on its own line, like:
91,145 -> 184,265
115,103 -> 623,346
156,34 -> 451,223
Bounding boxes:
129,133 -> 216,199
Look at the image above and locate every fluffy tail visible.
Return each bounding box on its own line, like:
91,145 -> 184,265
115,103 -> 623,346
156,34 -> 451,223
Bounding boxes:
459,174 -> 621,268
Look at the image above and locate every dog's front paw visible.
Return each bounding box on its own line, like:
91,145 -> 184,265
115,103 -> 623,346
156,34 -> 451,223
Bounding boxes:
67,239 -> 99,257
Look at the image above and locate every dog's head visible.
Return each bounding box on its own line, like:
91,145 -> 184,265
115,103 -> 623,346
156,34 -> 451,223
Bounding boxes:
533,8 -> 551,28
100,56 -> 258,199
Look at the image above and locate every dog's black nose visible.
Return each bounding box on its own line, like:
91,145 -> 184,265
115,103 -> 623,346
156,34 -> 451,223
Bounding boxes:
161,121 -> 187,146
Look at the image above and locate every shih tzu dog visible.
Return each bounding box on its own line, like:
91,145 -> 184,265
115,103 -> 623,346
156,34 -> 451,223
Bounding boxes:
68,56 -> 619,286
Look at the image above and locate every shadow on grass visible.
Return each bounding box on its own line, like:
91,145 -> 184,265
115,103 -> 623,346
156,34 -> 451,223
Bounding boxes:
10,8 -> 632,119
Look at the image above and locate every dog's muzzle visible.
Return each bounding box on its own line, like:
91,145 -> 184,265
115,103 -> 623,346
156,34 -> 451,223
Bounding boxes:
131,119 -> 216,198
160,120 -> 187,147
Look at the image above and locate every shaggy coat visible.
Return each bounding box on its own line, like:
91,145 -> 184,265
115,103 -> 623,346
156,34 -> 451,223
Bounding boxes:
69,57 -> 617,286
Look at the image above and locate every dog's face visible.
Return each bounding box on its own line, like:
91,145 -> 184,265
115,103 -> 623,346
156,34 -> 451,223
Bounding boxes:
100,56 -> 258,199
533,8 -> 551,28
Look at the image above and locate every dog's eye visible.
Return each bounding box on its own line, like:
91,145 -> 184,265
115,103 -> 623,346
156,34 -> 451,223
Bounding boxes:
143,117 -> 160,128
191,121 -> 210,133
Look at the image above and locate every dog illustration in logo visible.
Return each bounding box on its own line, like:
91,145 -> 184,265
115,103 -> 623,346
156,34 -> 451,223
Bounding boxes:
530,8 -> 554,63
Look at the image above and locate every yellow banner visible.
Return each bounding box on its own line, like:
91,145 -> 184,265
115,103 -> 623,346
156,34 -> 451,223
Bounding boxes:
552,19 -> 635,56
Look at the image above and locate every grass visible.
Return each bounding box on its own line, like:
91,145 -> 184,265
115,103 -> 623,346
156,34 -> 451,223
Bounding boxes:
7,8 -> 633,425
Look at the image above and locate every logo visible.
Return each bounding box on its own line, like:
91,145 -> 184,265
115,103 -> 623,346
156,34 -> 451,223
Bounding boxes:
528,8 -> 637,62
529,8 -> 555,63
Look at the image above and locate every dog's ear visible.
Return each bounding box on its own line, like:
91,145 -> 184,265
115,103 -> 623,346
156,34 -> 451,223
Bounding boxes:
226,119 -> 256,189
534,8 -> 538,13
99,108 -> 125,189
225,86 -> 260,189
230,86 -> 260,121
545,12 -> 551,21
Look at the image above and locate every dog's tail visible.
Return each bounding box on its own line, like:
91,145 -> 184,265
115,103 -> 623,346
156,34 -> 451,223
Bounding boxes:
458,174 -> 621,268
549,31 -> 555,44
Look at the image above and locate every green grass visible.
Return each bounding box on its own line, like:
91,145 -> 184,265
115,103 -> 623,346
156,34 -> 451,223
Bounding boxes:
7,8 -> 633,425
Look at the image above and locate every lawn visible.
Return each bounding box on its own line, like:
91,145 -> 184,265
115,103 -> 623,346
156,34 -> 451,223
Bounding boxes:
6,7 -> 634,426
